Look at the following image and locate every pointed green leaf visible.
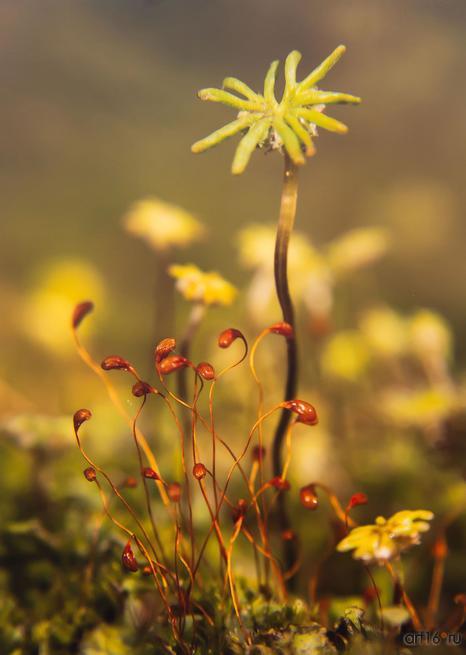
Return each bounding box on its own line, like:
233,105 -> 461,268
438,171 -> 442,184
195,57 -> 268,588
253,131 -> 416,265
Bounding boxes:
284,50 -> 302,94
191,115 -> 253,153
284,112 -> 315,155
222,77 -> 262,103
296,90 -> 361,106
297,45 -> 346,92
198,88 -> 263,111
298,108 -> 348,133
263,60 -> 279,105
273,117 -> 305,165
231,118 -> 271,175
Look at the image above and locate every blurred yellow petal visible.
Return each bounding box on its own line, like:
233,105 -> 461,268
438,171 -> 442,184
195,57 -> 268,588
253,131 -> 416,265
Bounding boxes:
169,263 -> 237,306
22,259 -> 104,355
380,387 -> 457,428
321,331 -> 370,382
337,509 -> 433,565
327,227 -> 390,277
237,224 -> 318,274
408,309 -> 451,362
387,510 -> 434,539
123,197 -> 204,251
359,306 -> 407,358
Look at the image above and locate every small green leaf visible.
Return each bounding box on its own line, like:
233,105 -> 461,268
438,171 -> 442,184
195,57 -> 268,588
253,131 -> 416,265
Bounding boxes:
298,45 -> 346,92
274,117 -> 306,165
285,112 -> 315,155
298,108 -> 348,134
263,60 -> 279,105
191,115 -> 253,153
284,50 -> 302,95
297,90 -> 361,106
198,88 -> 262,112
232,118 -> 271,174
222,77 -> 261,102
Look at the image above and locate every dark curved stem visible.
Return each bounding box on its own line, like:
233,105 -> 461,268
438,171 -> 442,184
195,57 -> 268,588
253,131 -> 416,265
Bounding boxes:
272,153 -> 299,581
155,250 -> 175,344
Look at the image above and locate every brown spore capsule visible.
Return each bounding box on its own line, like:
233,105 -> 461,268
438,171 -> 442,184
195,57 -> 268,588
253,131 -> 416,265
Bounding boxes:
269,321 -> 294,338
155,337 -> 176,363
101,355 -> 133,372
158,355 -> 189,375
122,476 -> 138,489
168,482 -> 182,503
196,362 -> 215,380
232,498 -> 248,523
83,467 -> 96,482
72,300 -> 94,329
73,408 -> 92,432
270,476 -> 291,492
283,399 -> 318,426
132,381 -> 153,397
300,484 -> 319,510
122,541 -> 138,572
281,529 -> 296,542
347,492 -> 368,512
252,445 -> 266,462
218,328 -> 244,349
192,462 -> 207,480
142,467 -> 160,481
363,586 -> 380,604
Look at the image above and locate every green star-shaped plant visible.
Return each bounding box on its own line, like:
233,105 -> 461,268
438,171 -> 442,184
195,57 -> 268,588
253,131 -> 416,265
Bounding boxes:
190,45 -> 361,579
191,45 -> 361,174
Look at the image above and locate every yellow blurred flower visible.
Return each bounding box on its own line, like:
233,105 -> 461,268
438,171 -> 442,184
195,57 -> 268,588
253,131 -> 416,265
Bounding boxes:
22,259 -> 104,355
238,224 -> 390,327
337,510 -> 434,565
237,224 -> 331,323
123,197 -> 204,251
408,309 -> 451,362
321,331 -> 371,382
359,306 -> 407,358
326,227 -> 390,277
380,386 -> 457,429
169,264 -> 237,306
237,224 -> 318,273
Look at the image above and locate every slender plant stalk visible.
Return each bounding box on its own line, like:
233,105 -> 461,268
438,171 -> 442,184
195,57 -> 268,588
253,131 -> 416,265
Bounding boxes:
272,152 -> 299,577
177,303 -> 206,433
155,250 -> 175,345
426,540 -> 446,630
385,561 -> 423,631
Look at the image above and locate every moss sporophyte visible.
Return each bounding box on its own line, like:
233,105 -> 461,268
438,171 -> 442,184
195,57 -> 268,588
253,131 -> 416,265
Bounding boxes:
69,46 -> 444,651
192,46 -> 360,574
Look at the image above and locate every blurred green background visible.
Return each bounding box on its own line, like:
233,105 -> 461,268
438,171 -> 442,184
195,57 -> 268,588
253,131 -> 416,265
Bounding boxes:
2,0 -> 466,413
0,3 -> 465,646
